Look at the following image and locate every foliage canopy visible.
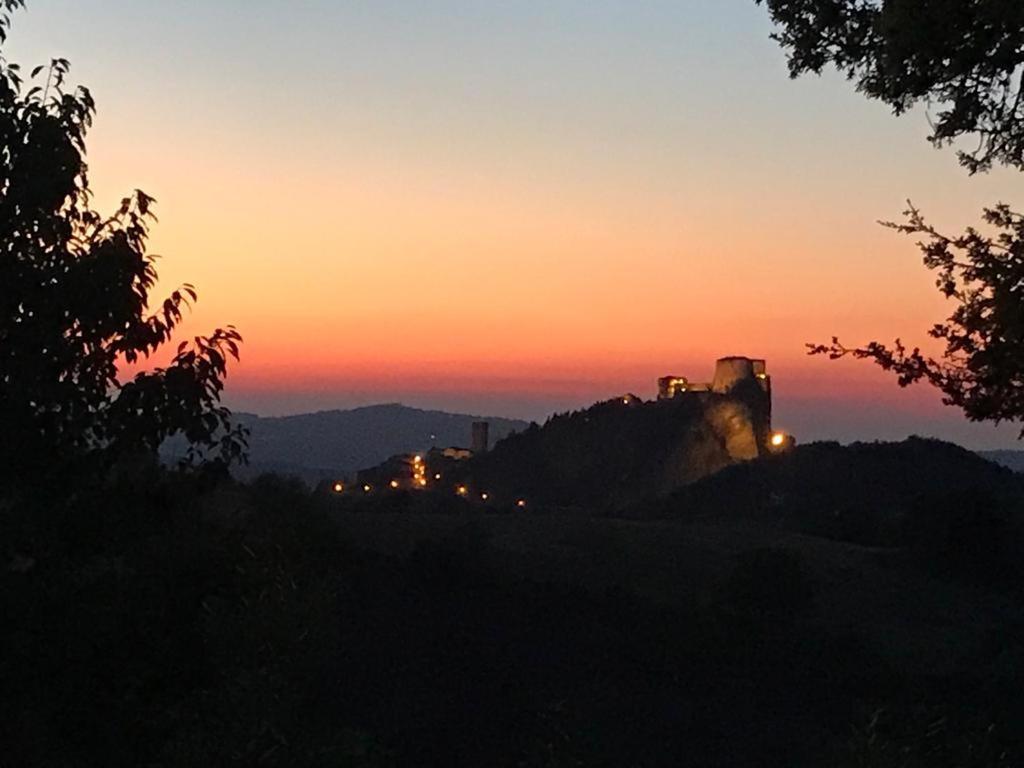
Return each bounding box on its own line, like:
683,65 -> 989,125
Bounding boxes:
0,1 -> 246,486
809,205 -> 1024,433
759,1 -> 1024,430
757,0 -> 1024,173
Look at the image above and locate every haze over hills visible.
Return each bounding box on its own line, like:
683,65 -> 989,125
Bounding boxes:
980,450 -> 1024,473
201,404 -> 530,484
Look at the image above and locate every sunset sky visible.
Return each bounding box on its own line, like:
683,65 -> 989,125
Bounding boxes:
8,1 -> 1023,447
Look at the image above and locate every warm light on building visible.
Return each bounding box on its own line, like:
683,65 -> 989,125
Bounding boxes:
409,454 -> 427,489
457,485 -> 468,496
516,499 -> 527,508
434,473 -> 442,480
481,492 -> 489,501
332,482 -> 344,493
363,484 -> 372,493
771,432 -> 786,447
390,479 -> 400,489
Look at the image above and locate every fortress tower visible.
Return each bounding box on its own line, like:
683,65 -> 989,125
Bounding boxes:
712,356 -> 752,392
659,356 -> 773,452
711,356 -> 769,394
471,421 -> 490,454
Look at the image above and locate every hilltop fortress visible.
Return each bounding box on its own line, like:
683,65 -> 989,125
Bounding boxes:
347,356 -> 789,510
657,356 -> 776,460
659,356 -> 770,401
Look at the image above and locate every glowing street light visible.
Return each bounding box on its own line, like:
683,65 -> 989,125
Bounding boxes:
481,492 -> 489,501
516,499 -> 527,508
456,485 -> 468,496
332,482 -> 344,494
770,432 -> 787,448
363,484 -> 372,493
390,480 -> 400,489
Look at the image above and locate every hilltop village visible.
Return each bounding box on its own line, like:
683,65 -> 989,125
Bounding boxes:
334,357 -> 793,510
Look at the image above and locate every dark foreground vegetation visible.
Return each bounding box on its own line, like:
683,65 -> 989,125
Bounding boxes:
5,0 -> 1024,764
4,439 -> 1024,767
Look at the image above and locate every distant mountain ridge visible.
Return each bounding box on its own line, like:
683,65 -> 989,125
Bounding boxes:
207,404 -> 529,484
980,450 -> 1024,472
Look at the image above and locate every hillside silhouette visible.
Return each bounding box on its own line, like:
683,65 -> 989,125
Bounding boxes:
446,387 -> 770,510
639,437 -> 1023,542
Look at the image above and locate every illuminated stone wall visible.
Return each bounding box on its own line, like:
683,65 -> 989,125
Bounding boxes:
660,357 -> 773,453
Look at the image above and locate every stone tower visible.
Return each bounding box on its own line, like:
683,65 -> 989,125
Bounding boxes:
711,356 -> 757,393
705,357 -> 771,448
471,421 -> 490,454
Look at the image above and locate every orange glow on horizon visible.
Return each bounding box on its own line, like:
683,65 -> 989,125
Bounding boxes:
102,125 -> 964,412
7,0 -> 1020,449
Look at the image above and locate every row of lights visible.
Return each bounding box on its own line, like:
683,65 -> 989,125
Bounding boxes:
334,435 -> 788,499
332,480 -> 526,507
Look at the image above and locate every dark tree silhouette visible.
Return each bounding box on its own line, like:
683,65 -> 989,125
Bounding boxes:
809,205 -> 1024,433
0,1 -> 246,487
758,1 -> 1024,431
755,0 -> 1024,173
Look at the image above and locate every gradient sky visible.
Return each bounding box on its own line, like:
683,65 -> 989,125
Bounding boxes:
7,1 -> 1024,447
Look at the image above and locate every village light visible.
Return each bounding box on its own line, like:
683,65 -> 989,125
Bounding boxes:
771,432 -> 786,448
332,482 -> 344,493
434,473 -> 442,480
413,455 -> 422,464
363,484 -> 372,493
390,480 -> 399,489
457,485 -> 468,496
418,478 -> 428,487
481,492 -> 489,501
516,499 -> 527,508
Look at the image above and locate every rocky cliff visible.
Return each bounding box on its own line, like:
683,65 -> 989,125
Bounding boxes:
449,390 -> 768,510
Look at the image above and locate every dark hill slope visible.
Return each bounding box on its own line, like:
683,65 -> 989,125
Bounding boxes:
637,437 -> 1024,546
455,392 -> 766,510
